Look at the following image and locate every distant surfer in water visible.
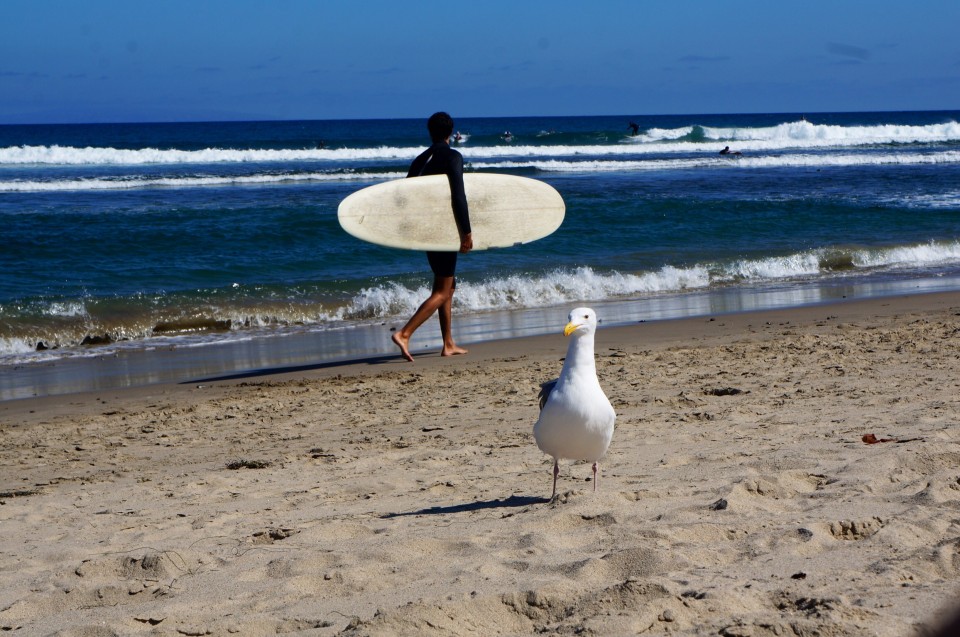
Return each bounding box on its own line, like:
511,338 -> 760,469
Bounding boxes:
392,112 -> 473,362
720,146 -> 742,156
628,122 -> 640,136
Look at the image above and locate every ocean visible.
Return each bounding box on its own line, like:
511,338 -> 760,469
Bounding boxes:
3,111 -> 960,399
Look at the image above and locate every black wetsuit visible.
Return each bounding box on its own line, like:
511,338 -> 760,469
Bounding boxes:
407,142 -> 471,278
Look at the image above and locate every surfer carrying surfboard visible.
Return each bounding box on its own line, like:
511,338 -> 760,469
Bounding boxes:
391,112 -> 473,362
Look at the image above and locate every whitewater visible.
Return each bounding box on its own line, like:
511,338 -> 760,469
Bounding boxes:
3,119 -> 960,166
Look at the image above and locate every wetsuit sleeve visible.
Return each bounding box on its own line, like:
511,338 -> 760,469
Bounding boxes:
447,152 -> 471,236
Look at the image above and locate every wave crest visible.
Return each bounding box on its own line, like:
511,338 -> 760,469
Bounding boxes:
3,120 -> 958,167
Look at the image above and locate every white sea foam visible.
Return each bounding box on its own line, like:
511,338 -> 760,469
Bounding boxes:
470,151 -> 960,173
45,301 -> 89,317
4,151 -> 958,192
637,126 -> 695,142
0,171 -> 404,192
342,243 -> 956,319
889,191 -> 960,209
0,145 -> 420,166
341,241 -> 960,319
699,120 -> 960,145
2,121 -> 957,167
4,239 -> 960,361
0,337 -> 42,357
855,241 -> 960,269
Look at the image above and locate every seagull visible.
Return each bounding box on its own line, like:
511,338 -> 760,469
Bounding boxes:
533,307 -> 616,499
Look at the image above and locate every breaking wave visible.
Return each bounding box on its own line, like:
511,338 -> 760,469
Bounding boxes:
4,239 -> 959,362
2,120 -> 958,168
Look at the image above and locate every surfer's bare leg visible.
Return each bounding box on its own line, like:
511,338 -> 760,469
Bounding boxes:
439,290 -> 467,357
393,275 -> 457,362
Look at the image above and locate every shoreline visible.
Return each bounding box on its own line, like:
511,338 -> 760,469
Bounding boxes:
2,288 -> 959,634
4,288 -> 960,418
5,271 -> 960,403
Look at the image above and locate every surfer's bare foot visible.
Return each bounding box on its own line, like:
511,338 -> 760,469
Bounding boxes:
392,333 -> 414,362
441,344 -> 468,357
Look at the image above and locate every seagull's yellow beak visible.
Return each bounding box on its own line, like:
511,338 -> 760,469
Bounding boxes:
563,321 -> 580,337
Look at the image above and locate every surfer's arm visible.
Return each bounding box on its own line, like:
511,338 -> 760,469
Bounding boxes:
448,153 -> 471,239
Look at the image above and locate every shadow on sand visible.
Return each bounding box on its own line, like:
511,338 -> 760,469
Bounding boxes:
382,495 -> 549,518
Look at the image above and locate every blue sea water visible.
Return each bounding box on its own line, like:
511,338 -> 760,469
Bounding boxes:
2,111 -> 960,397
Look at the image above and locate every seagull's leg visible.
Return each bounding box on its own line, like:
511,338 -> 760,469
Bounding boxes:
592,462 -> 599,492
551,459 -> 559,499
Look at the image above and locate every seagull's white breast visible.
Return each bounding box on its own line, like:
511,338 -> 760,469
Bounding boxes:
534,366 -> 615,463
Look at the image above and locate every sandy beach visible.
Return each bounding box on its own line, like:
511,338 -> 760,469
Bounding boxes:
2,292 -> 960,636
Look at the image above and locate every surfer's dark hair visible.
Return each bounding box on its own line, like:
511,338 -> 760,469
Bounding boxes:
427,112 -> 454,142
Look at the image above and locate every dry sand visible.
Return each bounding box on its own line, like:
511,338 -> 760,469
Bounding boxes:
2,292 -> 960,636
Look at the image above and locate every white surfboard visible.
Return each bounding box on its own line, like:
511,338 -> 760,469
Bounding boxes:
337,173 -> 565,251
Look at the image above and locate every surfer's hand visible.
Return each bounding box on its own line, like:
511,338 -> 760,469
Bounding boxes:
460,233 -> 473,253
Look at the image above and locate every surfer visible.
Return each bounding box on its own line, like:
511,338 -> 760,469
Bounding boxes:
391,112 -> 473,362
719,146 -> 742,156
628,122 -> 640,136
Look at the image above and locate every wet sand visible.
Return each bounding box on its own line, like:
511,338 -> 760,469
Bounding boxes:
2,292 -> 960,635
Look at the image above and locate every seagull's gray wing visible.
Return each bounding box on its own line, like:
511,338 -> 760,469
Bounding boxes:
538,379 -> 558,411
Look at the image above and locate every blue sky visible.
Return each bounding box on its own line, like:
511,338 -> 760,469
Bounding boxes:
2,0 -> 958,124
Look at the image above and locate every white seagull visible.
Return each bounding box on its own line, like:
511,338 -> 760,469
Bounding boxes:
533,307 -> 616,499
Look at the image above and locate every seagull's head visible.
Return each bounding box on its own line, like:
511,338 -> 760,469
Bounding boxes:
563,307 -> 598,337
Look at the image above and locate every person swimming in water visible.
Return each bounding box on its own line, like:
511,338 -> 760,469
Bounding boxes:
720,146 -> 742,156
